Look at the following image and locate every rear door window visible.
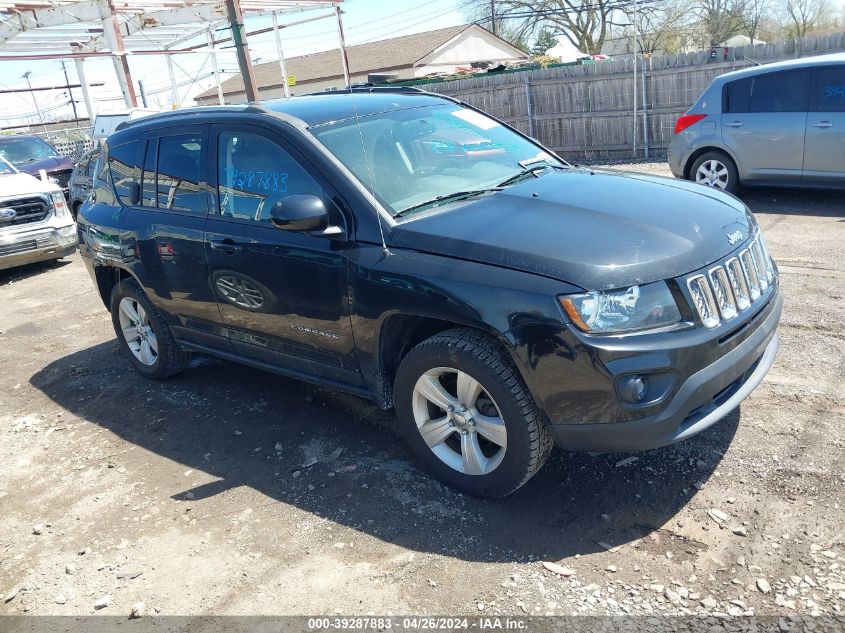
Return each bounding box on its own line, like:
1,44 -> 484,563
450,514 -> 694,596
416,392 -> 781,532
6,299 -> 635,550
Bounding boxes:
812,66 -> 845,112
107,140 -> 140,205
156,134 -> 206,214
749,70 -> 810,112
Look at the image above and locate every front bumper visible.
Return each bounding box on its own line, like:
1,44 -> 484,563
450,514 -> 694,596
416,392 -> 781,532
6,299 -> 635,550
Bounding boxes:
547,290 -> 782,453
0,226 -> 78,271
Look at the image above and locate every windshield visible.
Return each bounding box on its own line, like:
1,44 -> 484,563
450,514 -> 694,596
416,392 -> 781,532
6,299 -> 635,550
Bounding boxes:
312,104 -> 564,217
0,136 -> 59,165
0,156 -> 16,175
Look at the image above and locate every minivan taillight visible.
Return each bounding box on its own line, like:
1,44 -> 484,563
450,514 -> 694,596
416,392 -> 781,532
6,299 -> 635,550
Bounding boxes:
674,113 -> 706,134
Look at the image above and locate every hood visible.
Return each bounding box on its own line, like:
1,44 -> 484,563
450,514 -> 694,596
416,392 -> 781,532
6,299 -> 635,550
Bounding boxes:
16,155 -> 73,176
390,169 -> 755,290
0,172 -> 62,198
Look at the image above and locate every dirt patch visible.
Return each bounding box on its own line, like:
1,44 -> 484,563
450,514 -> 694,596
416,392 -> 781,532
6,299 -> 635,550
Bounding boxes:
0,175 -> 843,619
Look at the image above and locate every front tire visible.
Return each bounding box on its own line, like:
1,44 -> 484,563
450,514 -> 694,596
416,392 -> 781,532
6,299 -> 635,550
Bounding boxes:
690,151 -> 740,193
393,328 -> 553,498
110,278 -> 191,379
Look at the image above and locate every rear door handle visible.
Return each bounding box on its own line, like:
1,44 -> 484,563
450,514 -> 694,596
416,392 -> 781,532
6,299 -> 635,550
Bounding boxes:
726,121 -> 744,128
812,121 -> 833,128
209,238 -> 242,254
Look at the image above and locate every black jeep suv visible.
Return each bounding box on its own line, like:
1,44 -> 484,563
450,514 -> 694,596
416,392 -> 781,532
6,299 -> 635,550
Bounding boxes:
78,90 -> 782,497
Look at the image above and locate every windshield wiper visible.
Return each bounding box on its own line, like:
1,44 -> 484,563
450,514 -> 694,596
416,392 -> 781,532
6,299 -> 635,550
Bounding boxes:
394,189 -> 498,218
497,159 -> 566,188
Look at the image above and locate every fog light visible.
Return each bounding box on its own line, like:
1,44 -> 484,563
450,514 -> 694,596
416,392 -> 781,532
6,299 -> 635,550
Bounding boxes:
618,375 -> 648,403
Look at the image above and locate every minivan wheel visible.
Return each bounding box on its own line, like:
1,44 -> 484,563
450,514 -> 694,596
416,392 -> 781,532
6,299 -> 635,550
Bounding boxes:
110,279 -> 191,379
393,328 -> 553,498
690,151 -> 739,193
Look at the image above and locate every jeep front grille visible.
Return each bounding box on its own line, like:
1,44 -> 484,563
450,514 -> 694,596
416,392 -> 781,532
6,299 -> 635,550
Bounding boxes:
0,196 -> 51,227
687,232 -> 775,329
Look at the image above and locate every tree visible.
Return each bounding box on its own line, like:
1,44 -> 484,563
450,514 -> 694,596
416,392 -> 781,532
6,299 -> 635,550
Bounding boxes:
694,0 -> 749,46
741,0 -> 771,43
620,2 -> 693,54
532,27 -> 559,54
783,0 -> 832,40
462,0 -> 618,55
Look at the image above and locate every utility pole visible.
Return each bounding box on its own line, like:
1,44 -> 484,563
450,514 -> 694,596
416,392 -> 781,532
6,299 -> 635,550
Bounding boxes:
60,60 -> 78,121
22,71 -> 45,124
490,0 -> 497,36
225,0 -> 259,102
138,80 -> 149,108
334,7 -> 351,89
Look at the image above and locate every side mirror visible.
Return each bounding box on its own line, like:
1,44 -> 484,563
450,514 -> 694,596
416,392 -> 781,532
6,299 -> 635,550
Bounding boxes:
270,194 -> 328,232
127,181 -> 141,206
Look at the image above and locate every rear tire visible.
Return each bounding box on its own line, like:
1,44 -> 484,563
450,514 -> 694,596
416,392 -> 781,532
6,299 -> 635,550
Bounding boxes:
393,328 -> 553,498
110,278 -> 191,379
690,151 -> 740,194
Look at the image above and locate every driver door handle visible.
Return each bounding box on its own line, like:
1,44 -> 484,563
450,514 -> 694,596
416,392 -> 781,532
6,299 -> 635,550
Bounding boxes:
209,238 -> 242,254
812,121 -> 833,129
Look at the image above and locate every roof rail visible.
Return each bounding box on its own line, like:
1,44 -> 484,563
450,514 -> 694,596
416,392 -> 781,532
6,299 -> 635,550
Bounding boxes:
114,104 -> 266,131
301,85 -> 429,97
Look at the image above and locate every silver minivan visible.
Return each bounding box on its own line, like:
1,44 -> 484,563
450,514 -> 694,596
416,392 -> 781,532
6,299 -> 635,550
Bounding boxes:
668,53 -> 845,193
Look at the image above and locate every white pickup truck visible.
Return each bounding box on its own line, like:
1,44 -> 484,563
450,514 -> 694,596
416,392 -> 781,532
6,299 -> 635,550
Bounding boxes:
0,155 -> 78,271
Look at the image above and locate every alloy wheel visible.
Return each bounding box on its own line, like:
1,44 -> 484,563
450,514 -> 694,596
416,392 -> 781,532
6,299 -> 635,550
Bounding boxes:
411,367 -> 507,475
695,159 -> 730,190
117,296 -> 158,366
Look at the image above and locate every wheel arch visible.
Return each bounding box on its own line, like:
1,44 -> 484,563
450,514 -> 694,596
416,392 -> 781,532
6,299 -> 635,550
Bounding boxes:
374,313 -> 521,410
93,264 -> 138,311
683,146 -> 741,181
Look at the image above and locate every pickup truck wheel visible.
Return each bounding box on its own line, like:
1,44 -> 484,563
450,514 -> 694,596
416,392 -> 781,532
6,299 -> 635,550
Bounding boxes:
393,329 -> 553,498
110,279 -> 191,379
690,151 -> 739,193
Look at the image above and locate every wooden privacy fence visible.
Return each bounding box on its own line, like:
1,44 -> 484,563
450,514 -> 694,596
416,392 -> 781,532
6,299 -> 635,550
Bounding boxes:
427,33 -> 845,162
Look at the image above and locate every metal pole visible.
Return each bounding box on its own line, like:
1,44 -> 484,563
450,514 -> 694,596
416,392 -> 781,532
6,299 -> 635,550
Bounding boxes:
166,54 -> 179,108
22,72 -> 45,124
99,0 -> 137,107
334,6 -> 351,88
138,80 -> 148,108
631,0 -> 638,157
272,12 -> 291,98
72,45 -> 95,121
641,55 -> 649,159
225,0 -> 259,102
61,61 -> 78,120
207,28 -> 226,104
523,78 -> 534,138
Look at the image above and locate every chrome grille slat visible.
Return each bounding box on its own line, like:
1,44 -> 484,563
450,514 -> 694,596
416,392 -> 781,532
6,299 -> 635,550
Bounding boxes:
725,257 -> 751,311
687,232 -> 774,329
708,266 -> 738,320
739,248 -> 761,301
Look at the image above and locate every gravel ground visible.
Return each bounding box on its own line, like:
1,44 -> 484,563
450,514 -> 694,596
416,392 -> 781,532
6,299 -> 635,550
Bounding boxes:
0,164 -> 843,622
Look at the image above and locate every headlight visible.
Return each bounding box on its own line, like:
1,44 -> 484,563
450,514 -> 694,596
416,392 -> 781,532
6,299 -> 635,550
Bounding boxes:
50,192 -> 71,219
559,281 -> 682,334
